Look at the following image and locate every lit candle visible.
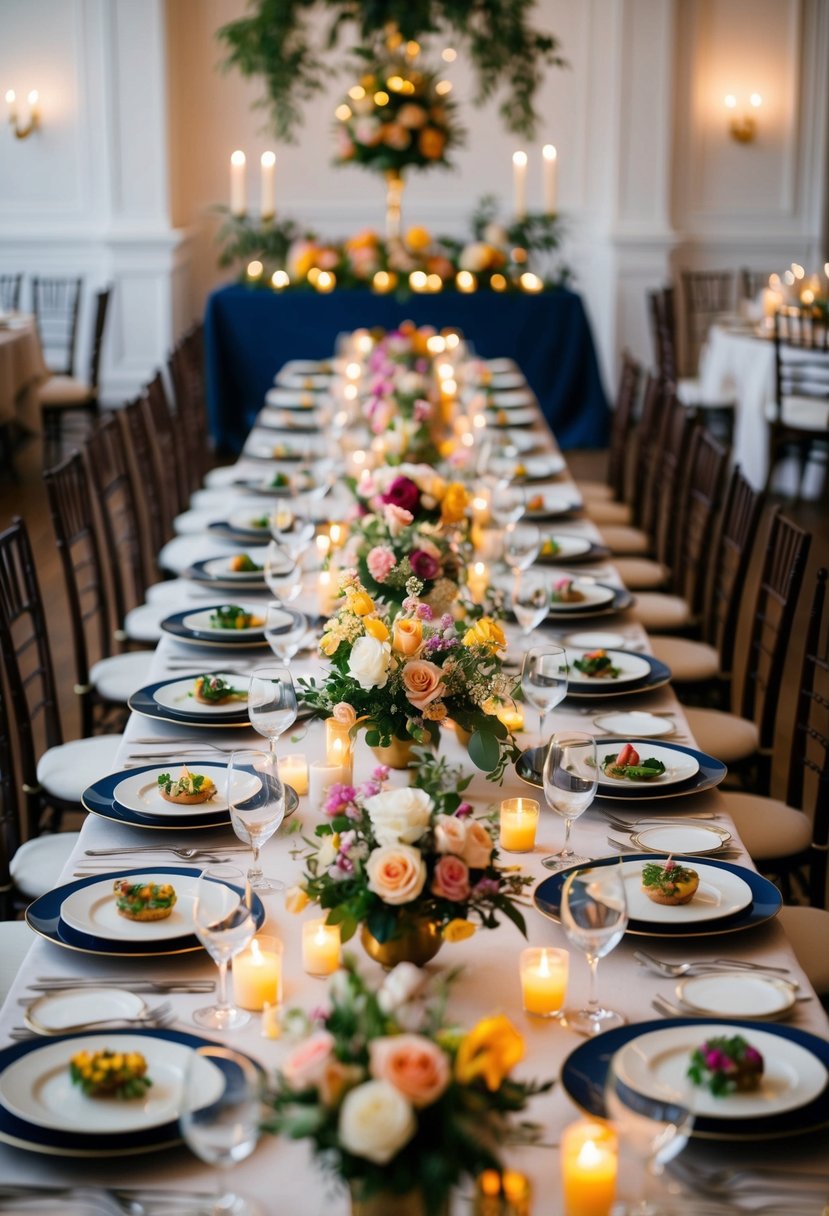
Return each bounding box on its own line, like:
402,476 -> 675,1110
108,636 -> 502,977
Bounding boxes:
519,272 -> 544,294
542,144 -> 557,214
233,936 -> 283,1011
261,1000 -> 281,1039
271,269 -> 290,290
5,89 -> 17,124
309,761 -> 344,808
329,523 -> 344,546
499,797 -> 539,853
496,700 -> 525,734
561,1120 -> 618,1216
278,753 -> 309,796
761,287 -> 783,317
302,918 -> 341,976
325,718 -> 354,781
315,270 -> 336,293
260,151 -> 276,219
520,947 -> 568,1018
512,150 -> 528,219
316,533 -> 332,560
230,150 -> 246,216
467,561 -> 490,604
373,270 -> 397,293
318,569 -> 336,616
456,271 -> 478,293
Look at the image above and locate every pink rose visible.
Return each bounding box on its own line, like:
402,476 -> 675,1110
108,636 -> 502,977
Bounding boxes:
366,845 -> 427,905
369,1034 -> 450,1108
434,814 -> 466,855
401,659 -> 445,710
431,854 -> 471,902
409,549 -> 440,581
462,820 -> 494,869
367,545 -> 397,583
384,503 -> 414,537
282,1030 -> 335,1090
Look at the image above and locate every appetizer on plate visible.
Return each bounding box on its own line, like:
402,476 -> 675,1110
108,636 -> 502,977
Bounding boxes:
70,1049 -> 152,1099
157,767 -> 216,805
209,604 -> 264,630
228,554 -> 263,573
602,744 -> 666,780
641,857 -> 700,905
191,674 -> 247,705
540,536 -> 561,557
246,515 -> 270,529
572,649 -> 621,678
688,1035 -> 764,1096
550,577 -> 585,604
269,472 -> 290,488
113,879 -> 178,921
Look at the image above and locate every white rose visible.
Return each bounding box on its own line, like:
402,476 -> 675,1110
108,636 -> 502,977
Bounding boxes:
338,1080 -> 416,1164
483,221 -> 509,247
459,242 -> 491,273
316,835 -> 339,868
364,788 -> 433,846
398,372 -> 426,397
366,845 -> 427,904
347,635 -> 391,691
377,962 -> 428,1014
434,814 -> 467,855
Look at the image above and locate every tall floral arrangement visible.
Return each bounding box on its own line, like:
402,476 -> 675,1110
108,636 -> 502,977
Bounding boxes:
266,960 -> 552,1211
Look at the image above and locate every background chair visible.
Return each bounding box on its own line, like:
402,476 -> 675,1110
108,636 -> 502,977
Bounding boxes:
680,269 -> 735,374
38,285 -> 112,468
0,273 -> 22,312
648,285 -> 735,440
740,268 -> 775,303
31,275 -> 82,375
767,308 -> 829,500
577,352 -> 641,506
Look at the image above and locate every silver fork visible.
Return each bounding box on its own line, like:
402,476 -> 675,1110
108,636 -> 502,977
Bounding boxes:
10,1002 -> 174,1039
84,844 -> 248,858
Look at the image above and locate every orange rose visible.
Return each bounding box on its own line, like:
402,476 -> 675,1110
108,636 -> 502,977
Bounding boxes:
401,659 -> 445,709
392,617 -> 423,656
369,1035 -> 450,1108
440,482 -> 470,525
418,127 -> 446,160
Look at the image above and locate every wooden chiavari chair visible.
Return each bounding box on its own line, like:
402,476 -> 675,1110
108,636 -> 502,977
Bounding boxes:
31,275 -> 82,376
680,269 -> 735,374
768,308 -> 829,501
0,273 -> 22,312
578,352 -> 641,509
39,285 -> 112,468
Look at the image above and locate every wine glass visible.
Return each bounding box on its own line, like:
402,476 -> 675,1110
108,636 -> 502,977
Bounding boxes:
504,522 -> 541,574
604,1058 -> 695,1214
227,749 -> 286,893
180,1045 -> 263,1216
192,864 -> 256,1030
265,603 -> 309,664
560,865 -> 628,1035
248,665 -> 298,756
264,540 -> 303,604
541,732 -> 598,872
491,481 -> 526,529
511,573 -> 551,638
521,645 -> 568,745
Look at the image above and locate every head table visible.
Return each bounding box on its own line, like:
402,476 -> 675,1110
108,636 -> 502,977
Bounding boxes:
1,348 -> 827,1216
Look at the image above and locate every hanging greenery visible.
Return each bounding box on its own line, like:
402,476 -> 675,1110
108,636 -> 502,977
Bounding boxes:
218,0 -> 565,142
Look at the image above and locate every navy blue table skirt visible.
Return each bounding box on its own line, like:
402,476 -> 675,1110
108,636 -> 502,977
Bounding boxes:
204,284 -> 609,453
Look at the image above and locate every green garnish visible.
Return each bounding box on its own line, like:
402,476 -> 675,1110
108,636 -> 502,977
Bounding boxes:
573,652 -> 621,678
641,859 -> 697,895
190,675 -> 247,703
248,515 -> 269,528
269,472 -> 290,487
688,1035 -> 764,1097
208,604 -> 261,629
603,753 -> 666,780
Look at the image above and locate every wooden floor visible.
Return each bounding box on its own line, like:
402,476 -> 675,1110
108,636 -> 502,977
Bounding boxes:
1,433 -> 828,905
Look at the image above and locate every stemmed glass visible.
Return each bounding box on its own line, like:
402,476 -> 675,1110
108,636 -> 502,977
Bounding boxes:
265,603 -> 309,664
560,864 -> 628,1035
227,749 -> 286,893
521,645 -> 568,745
541,732 -> 598,872
264,540 -> 302,604
180,1045 -> 263,1216
491,481 -> 526,529
504,522 -> 541,574
191,864 -> 256,1031
248,665 -> 297,756
511,573 -> 551,638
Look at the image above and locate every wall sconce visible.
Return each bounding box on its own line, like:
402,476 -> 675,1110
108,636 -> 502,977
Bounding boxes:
5,89 -> 40,139
724,92 -> 761,143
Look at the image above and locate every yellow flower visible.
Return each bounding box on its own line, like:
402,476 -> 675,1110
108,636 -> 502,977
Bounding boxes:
440,481 -> 470,525
422,700 -> 447,722
405,225 -> 432,252
346,590 -> 375,617
363,615 -> 390,642
463,617 -> 506,652
320,632 -> 340,657
438,438 -> 456,459
442,918 -> 476,942
284,886 -> 310,914
455,1015 -> 525,1091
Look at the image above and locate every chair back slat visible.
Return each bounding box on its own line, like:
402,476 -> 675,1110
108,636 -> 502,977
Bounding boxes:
120,398 -> 170,560
145,372 -> 187,517
32,276 -> 82,377
740,269 -> 775,302
87,287 -> 112,390
169,324 -> 212,493
606,352 -> 641,502
680,270 -> 735,375
702,466 -> 764,672
672,427 -> 729,612
648,288 -> 678,384
0,273 -> 22,312
631,373 -> 670,532
653,397 -> 697,570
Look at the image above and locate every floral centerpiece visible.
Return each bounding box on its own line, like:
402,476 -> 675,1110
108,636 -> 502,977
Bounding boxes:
289,752 -> 533,962
266,959 -> 552,1214
342,463 -> 470,612
299,573 -> 518,776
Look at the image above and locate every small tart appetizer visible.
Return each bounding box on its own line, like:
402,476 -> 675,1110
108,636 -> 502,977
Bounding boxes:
688,1035 -> 764,1096
157,766 -> 216,805
228,554 -> 262,573
247,515 -> 270,529
209,604 -> 264,630
192,674 -> 247,705
513,462 -> 527,479
113,879 -> 178,921
540,536 -> 561,557
527,493 -> 545,512
550,577 -> 585,604
269,472 -> 290,488
70,1049 -> 152,1099
602,743 -> 666,781
573,649 -> 621,678
641,857 -> 700,906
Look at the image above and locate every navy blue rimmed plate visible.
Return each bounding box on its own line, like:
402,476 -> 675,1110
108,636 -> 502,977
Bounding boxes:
562,656 -> 672,700
160,605 -> 269,649
534,854 -> 781,939
517,740 -> 727,802
26,866 -> 266,958
129,672 -> 253,728
184,558 -> 268,593
562,1017 -> 829,1140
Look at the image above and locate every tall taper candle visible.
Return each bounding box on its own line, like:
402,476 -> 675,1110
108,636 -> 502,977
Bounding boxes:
542,144 -> 557,214
230,150 -> 246,216
260,151 -> 276,219
512,150 -> 528,220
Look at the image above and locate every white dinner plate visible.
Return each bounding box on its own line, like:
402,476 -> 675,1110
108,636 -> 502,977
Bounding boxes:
152,674 -> 249,716
60,871 -> 236,941
565,647 -> 652,686
488,405 -> 536,427
592,710 -> 677,739
613,1024 -> 827,1119
227,510 -> 272,534
485,358 -> 519,374
243,430 -> 324,461
24,989 -> 148,1035
257,407 -> 318,431
548,580 -> 616,612
676,973 -> 798,1021
265,387 -> 320,407
540,534 -> 593,560
631,824 -> 732,856
201,556 -> 265,581
499,430 -> 537,454
111,764 -> 260,819
525,492 -> 582,520
0,1033 -> 224,1134
622,859 -> 753,924
596,741 -> 699,787
490,374 -> 527,391
179,605 -> 269,637
273,374 -> 332,391
490,454 -> 566,482
490,388 -> 533,406
564,631 -> 627,649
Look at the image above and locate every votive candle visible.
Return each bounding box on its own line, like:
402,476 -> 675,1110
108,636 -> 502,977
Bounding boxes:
499,798 -> 539,853
233,936 -> 283,1011
278,753 -> 309,796
467,560 -> 489,604
318,569 -> 337,616
325,718 -> 354,782
561,1120 -> 618,1216
309,761 -> 344,808
520,947 -> 568,1017
302,918 -> 341,976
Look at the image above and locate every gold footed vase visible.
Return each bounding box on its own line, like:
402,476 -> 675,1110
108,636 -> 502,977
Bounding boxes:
350,1182 -> 448,1216
360,917 -> 443,968
369,735 -> 419,770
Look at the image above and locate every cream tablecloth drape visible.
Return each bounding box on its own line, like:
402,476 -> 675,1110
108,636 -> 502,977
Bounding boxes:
0,318 -> 47,433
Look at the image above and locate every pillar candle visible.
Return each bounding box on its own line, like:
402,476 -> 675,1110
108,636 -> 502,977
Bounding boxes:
302,918 -> 341,976
520,947 -> 568,1017
561,1120 -> 618,1216
512,151 -> 528,220
318,570 -> 337,616
309,761 -> 345,809
233,936 -> 283,1011
467,560 -> 489,604
542,144 -> 558,214
260,151 -> 276,219
278,753 -> 309,796
230,150 -> 246,216
325,718 -> 354,782
499,798 -> 539,853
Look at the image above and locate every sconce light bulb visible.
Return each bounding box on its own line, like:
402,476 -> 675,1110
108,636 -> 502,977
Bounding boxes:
5,89 -> 15,105
750,93 -> 762,108
27,90 -> 38,106
724,94 -> 737,109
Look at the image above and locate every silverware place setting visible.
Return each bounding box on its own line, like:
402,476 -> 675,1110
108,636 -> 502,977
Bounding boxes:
633,949 -> 792,977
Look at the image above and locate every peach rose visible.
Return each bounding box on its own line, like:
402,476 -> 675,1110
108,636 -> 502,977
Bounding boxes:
369,1034 -> 450,1108
366,845 -> 427,905
332,702 -> 357,728
462,821 -> 494,869
434,814 -> 466,856
282,1030 -> 335,1090
392,617 -> 423,656
401,659 -> 445,710
431,854 -> 471,902
319,1060 -> 365,1107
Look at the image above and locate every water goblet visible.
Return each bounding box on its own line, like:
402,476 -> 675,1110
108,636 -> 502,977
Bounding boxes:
264,540 -> 302,604
521,644 -> 568,745
541,732 -> 598,872
504,522 -> 541,574
248,665 -> 297,756
491,481 -> 526,529
265,603 -> 309,664
191,864 -> 256,1031
180,1044 -> 263,1216
511,572 -> 551,638
227,748 -> 286,893
560,864 -> 628,1035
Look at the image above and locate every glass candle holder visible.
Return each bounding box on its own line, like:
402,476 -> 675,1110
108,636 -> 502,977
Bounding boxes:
520,947 -> 569,1018
278,753 -> 309,796
561,1119 -> 618,1216
232,935 -> 283,1012
499,798 -> 540,853
302,918 -> 341,977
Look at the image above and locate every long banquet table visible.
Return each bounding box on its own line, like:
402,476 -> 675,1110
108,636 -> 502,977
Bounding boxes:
1,355 -> 828,1214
